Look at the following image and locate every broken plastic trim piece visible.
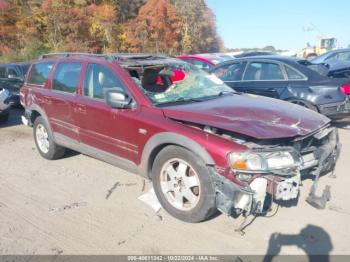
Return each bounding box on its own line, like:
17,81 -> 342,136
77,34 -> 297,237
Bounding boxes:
306,185 -> 331,209
21,115 -> 29,126
305,130 -> 339,209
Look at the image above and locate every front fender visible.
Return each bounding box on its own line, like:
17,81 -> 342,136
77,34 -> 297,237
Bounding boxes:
139,132 -> 215,178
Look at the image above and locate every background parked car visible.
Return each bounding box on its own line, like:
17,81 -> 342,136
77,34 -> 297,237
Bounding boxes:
0,88 -> 11,124
311,48 -> 350,79
177,54 -> 230,71
0,62 -> 31,106
233,50 -> 276,58
312,48 -> 350,65
211,55 -> 350,119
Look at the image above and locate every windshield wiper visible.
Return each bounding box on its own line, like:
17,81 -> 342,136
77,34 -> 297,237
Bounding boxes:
155,96 -> 203,106
217,90 -> 237,96
172,97 -> 203,103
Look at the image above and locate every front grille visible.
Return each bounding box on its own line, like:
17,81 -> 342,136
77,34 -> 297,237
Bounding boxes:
291,126 -> 337,171
293,127 -> 333,154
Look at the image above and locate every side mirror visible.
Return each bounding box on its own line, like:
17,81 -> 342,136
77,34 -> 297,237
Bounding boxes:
106,90 -> 133,109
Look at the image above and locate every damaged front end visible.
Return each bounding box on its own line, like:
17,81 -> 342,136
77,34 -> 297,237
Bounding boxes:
213,125 -> 341,217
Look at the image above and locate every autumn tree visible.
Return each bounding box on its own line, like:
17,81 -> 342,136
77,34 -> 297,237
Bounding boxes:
171,0 -> 222,53
88,3 -> 124,52
0,0 -> 224,62
0,0 -> 17,54
0,0 -> 48,61
125,0 -> 181,54
114,0 -> 146,23
37,0 -> 91,51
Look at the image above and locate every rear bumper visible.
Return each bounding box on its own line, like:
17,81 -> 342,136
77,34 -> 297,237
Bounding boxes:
318,98 -> 350,119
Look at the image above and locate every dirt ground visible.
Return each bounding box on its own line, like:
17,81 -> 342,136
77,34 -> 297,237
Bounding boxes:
0,108 -> 350,256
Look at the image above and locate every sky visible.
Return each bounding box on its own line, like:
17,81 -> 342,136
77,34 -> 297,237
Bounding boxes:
205,0 -> 349,51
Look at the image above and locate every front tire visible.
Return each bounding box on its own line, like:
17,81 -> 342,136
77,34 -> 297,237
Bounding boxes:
152,146 -> 217,223
33,116 -> 65,160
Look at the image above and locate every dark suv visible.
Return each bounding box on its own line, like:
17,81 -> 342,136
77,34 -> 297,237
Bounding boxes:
0,62 -> 31,106
20,53 -> 341,222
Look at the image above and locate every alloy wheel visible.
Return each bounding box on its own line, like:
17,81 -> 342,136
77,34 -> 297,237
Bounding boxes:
159,158 -> 201,211
35,123 -> 50,154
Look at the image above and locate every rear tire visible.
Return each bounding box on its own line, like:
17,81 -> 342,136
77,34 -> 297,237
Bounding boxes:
289,99 -> 318,112
152,146 -> 217,223
33,116 -> 65,160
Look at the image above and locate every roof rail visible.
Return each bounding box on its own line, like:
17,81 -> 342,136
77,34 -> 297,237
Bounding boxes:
38,52 -> 173,65
111,53 -> 168,61
39,52 -> 110,60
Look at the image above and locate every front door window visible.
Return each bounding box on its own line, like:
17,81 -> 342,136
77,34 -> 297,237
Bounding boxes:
84,63 -> 125,100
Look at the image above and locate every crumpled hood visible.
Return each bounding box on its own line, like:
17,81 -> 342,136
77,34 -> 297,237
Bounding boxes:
162,94 -> 330,140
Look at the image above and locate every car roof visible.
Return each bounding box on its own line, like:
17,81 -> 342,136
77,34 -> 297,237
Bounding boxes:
327,48 -> 350,54
214,55 -> 312,68
178,54 -> 220,59
37,53 -> 186,68
211,54 -> 329,81
0,62 -> 31,66
231,55 -> 303,62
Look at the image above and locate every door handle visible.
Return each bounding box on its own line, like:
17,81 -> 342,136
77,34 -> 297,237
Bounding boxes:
37,96 -> 52,105
75,104 -> 87,114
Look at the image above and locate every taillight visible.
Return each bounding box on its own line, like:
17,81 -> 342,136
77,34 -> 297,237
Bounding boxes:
340,84 -> 350,95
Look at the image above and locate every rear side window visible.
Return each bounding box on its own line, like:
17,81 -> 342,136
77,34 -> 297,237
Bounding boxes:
7,67 -> 19,77
27,62 -> 54,85
331,51 -> 350,62
212,63 -> 241,81
52,63 -> 82,93
84,63 -> 125,99
285,66 -> 305,80
244,62 -> 285,80
191,59 -> 212,71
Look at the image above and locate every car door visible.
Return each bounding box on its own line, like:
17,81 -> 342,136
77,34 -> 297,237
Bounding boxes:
44,62 -> 83,142
211,62 -> 244,91
75,62 -> 139,162
237,61 -> 288,98
0,66 -> 7,90
6,65 -> 23,94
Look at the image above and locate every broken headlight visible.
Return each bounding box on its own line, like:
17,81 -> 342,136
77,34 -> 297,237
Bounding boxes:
228,150 -> 298,173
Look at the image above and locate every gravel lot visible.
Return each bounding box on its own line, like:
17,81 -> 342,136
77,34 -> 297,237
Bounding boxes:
0,108 -> 350,256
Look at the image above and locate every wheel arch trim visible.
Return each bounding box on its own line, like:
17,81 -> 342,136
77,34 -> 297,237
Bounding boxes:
139,132 -> 215,178
27,104 -> 52,128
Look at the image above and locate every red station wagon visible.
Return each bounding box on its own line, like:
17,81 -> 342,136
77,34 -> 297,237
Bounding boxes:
20,53 -> 341,223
